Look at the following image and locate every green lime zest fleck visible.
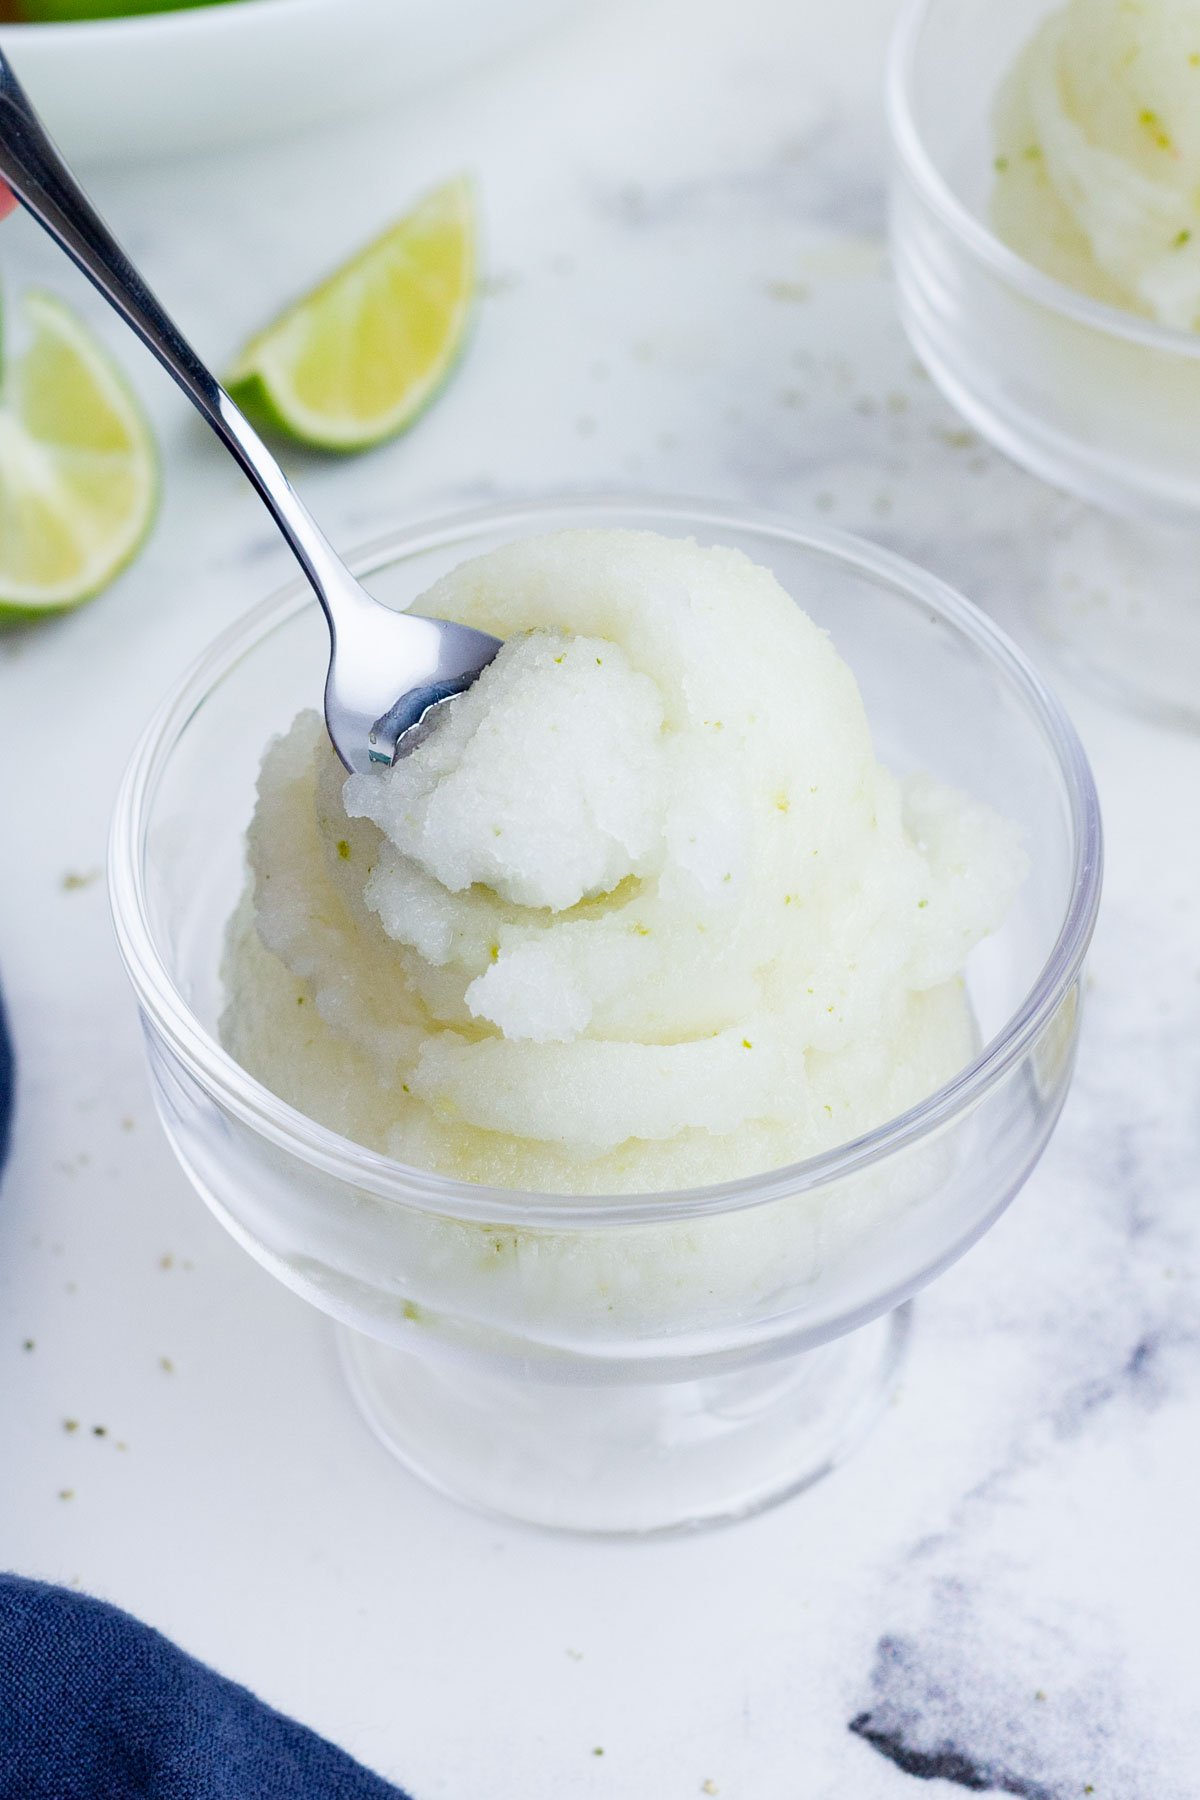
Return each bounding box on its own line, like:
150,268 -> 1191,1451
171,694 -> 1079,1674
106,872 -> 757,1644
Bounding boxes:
765,279 -> 811,303
994,154 -> 1010,173
1173,228 -> 1192,248
741,1038 -> 752,1050
336,839 -> 351,860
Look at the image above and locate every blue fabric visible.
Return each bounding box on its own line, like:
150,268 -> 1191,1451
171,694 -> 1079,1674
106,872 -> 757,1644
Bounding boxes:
0,1575 -> 410,1800
0,982 -> 12,1179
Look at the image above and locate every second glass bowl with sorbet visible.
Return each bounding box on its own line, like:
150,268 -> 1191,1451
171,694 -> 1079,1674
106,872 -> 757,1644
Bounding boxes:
889,0 -> 1200,520
110,499 -> 1101,1533
889,0 -> 1200,725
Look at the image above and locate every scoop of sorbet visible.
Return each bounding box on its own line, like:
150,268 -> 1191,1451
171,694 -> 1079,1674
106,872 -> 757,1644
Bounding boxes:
223,529 -> 1024,1194
344,634 -> 666,914
994,0 -> 1200,326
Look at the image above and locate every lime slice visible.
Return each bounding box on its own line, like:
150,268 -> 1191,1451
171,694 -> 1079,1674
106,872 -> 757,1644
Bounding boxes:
227,177 -> 476,453
0,291 -> 158,621
17,0 -> 239,19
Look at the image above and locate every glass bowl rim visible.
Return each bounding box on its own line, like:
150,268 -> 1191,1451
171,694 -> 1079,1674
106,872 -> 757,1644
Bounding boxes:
886,0 -> 1200,361
108,493 -> 1103,1228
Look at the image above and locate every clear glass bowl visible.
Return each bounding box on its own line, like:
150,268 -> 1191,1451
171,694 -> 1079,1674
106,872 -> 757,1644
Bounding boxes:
887,0 -> 1200,526
108,497 -> 1102,1535
887,0 -> 1200,728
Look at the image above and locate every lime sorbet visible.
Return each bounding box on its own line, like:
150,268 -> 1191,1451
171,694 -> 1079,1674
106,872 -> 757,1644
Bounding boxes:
993,0 -> 1200,328
221,530 -> 1023,1195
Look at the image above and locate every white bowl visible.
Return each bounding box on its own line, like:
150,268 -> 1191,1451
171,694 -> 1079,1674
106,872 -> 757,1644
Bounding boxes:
0,0 -> 583,164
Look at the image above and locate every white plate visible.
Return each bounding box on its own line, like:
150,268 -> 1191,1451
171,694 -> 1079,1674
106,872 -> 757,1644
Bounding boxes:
0,0 -> 582,164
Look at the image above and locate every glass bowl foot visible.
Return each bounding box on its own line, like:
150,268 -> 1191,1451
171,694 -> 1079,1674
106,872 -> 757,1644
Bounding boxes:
336,1305 -> 912,1536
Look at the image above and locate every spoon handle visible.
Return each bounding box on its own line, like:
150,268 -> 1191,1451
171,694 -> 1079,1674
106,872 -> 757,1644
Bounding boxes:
0,48 -> 357,616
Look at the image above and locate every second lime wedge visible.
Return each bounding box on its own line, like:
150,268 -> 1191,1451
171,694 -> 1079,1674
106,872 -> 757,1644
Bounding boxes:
0,291 -> 158,620
17,1 -> 240,20
227,178 -> 476,453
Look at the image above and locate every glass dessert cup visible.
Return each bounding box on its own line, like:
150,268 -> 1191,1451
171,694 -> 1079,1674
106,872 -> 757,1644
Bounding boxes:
109,497 -> 1102,1536
887,0 -> 1200,727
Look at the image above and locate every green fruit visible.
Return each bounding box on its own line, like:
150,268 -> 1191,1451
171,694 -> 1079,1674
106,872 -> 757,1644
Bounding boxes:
0,291 -> 158,619
227,178 -> 476,453
17,1 -> 241,21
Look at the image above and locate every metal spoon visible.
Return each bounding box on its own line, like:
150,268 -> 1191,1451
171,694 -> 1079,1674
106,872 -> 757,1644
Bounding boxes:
0,50 -> 501,775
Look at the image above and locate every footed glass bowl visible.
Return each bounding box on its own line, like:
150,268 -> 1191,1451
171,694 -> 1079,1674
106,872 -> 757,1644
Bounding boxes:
108,498 -> 1102,1534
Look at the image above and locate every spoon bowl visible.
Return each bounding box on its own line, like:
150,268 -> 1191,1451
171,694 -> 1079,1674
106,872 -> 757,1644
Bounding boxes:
325,584 -> 501,772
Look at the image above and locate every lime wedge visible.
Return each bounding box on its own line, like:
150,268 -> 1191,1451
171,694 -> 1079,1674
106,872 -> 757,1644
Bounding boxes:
227,178 -> 476,453
17,0 -> 239,19
0,291 -> 158,621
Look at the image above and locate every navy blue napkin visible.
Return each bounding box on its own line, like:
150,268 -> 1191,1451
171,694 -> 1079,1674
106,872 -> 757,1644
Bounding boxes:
0,982 -> 13,1179
0,1575 -> 410,1800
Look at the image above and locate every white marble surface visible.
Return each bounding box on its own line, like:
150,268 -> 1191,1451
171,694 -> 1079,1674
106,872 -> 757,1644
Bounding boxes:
1,0 -> 1198,1794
